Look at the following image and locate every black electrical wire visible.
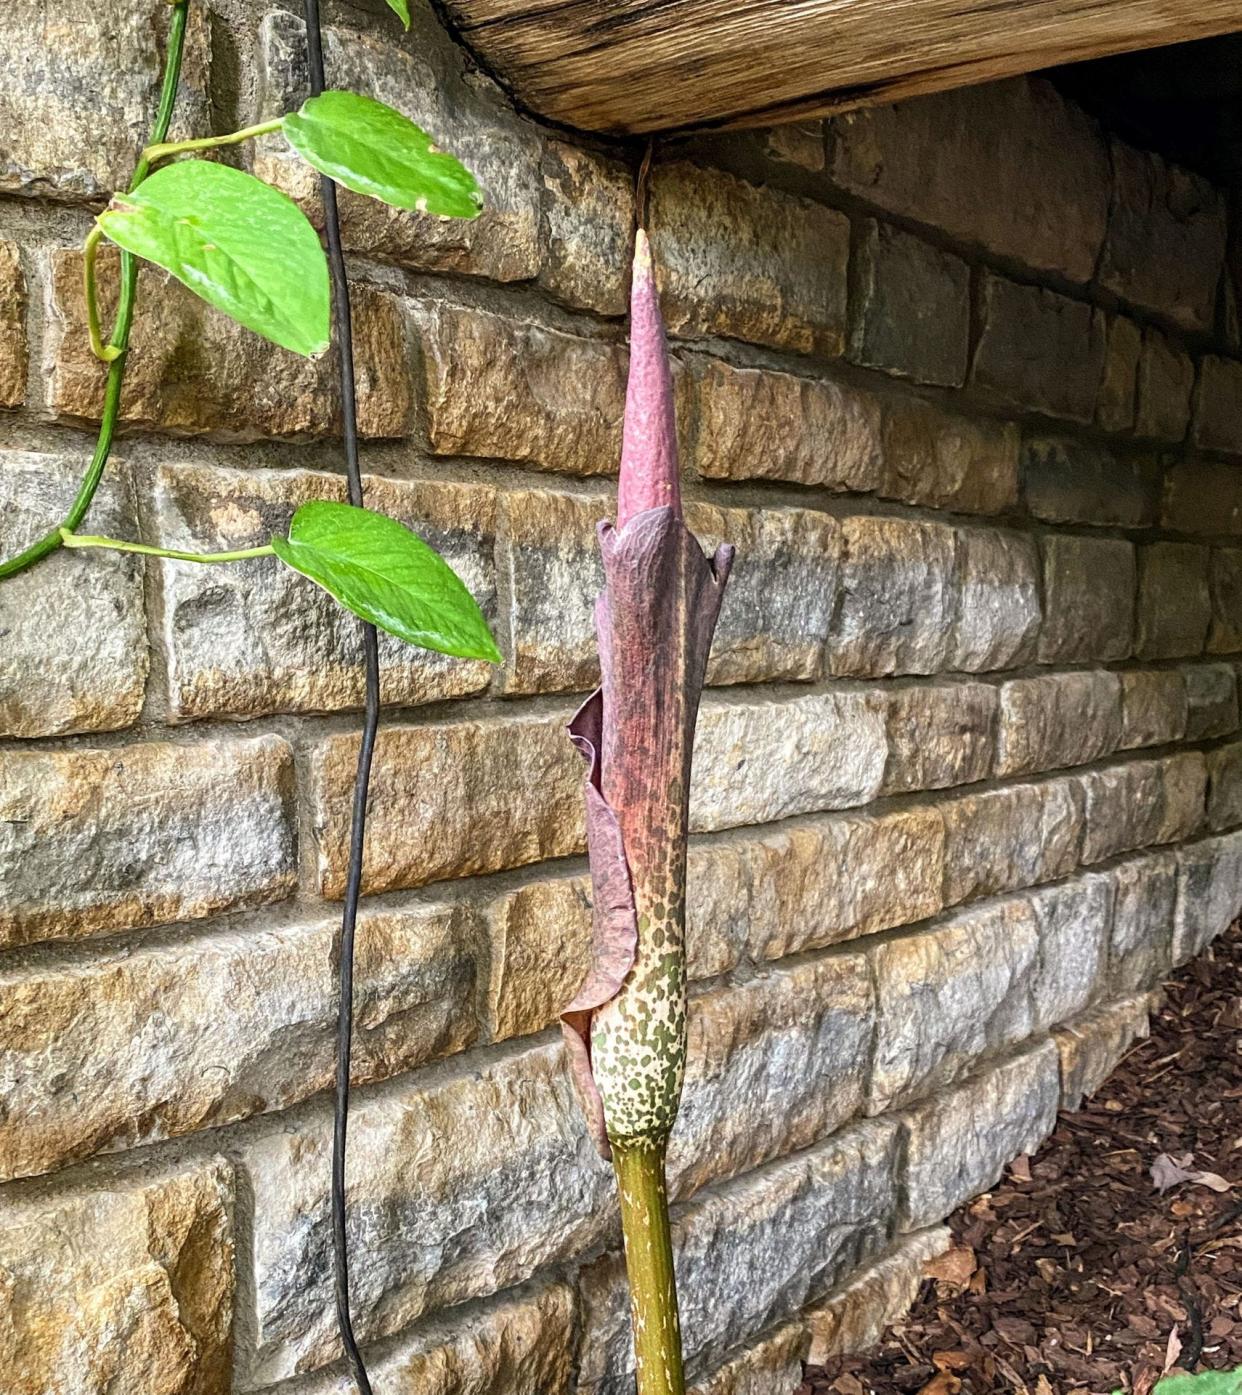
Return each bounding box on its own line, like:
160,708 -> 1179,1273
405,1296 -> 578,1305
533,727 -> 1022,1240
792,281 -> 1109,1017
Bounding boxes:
303,3 -> 379,1392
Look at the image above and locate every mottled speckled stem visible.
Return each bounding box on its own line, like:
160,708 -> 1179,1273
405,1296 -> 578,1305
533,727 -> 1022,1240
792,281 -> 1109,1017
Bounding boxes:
614,1139 -> 685,1395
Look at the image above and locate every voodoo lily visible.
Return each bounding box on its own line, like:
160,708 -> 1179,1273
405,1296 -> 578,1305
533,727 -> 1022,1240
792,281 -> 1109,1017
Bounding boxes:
564,227 -> 734,1395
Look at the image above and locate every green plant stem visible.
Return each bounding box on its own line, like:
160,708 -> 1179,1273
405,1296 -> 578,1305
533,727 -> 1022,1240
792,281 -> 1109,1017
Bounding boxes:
613,1140 -> 685,1395
83,228 -> 121,362
0,0 -> 190,582
142,118 -> 283,165
58,529 -> 274,565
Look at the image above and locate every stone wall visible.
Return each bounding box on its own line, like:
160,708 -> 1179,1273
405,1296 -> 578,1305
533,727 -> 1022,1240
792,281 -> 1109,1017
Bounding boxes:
2,4 -> 1241,1392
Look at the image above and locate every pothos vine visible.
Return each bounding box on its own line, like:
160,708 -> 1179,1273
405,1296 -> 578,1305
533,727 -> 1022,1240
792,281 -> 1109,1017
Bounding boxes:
1,0 -> 495,662
0,3 -> 495,1393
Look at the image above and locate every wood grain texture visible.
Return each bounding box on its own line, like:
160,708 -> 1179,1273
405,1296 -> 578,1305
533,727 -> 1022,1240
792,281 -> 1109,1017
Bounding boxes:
437,0 -> 1242,134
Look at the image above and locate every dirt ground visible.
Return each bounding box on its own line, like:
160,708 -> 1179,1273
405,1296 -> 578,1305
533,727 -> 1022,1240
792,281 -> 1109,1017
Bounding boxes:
801,921 -> 1242,1395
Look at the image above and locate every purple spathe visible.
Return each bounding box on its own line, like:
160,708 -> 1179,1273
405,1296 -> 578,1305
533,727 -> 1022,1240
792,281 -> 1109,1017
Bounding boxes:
562,225 -> 734,1154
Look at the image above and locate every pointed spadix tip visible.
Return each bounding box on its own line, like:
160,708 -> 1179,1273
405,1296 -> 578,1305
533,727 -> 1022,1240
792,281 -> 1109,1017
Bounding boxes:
617,225 -> 680,529
633,226 -> 653,277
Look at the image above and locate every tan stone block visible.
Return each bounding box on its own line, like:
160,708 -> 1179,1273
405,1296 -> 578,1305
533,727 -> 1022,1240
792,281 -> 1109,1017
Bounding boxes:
1208,742 -> 1242,832
953,528 -> 1041,671
668,953 -> 874,1198
1110,850 -> 1178,994
764,122 -> 827,171
1228,268 -> 1242,351
692,502 -> 837,687
868,899 -> 1039,1111
0,241 -> 27,406
1027,873 -> 1113,1026
805,1228 -> 951,1363
1209,549 -> 1242,653
47,249 -> 411,440
0,1 -> 210,202
496,489 -> 839,693
849,219 -> 970,387
882,682 -> 996,795
1135,327 -> 1194,443
745,807 -> 945,961
1137,542 -> 1212,660
0,1160 -> 233,1395
1193,356 -> 1242,457
1185,662 -> 1239,739
692,691 -> 887,832
317,1284 -> 576,1395
879,395 -> 1020,515
680,123 -> 828,182
0,735 -> 296,948
1097,313 -> 1141,434
578,1122 -> 899,1393
1080,752 -> 1207,865
900,1040 -> 1062,1230
1038,535 -> 1136,664
941,778 -> 1084,906
826,78 -> 1108,282
484,876 -> 593,1042
495,488 -> 602,694
1055,995 -> 1152,1110
1100,140 -> 1226,334
1163,459 -> 1242,537
246,1041 -> 612,1383
0,451 -> 147,737
156,464 -> 496,721
412,301 -> 625,475
650,162 -> 850,355
684,838 -> 767,978
685,356 -> 883,492
0,903 -> 476,1182
690,1322 -> 807,1395
829,517 -> 957,676
540,141 -> 633,316
1174,830 -> 1242,964
1023,434 -> 1159,528
254,12 -> 540,284
310,710 -> 582,898
995,671 -> 1122,777
1119,670 -> 1188,750
973,274 -> 1104,423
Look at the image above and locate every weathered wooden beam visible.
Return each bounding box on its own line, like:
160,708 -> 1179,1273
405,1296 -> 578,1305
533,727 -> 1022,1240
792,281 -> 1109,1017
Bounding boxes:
438,0 -> 1242,135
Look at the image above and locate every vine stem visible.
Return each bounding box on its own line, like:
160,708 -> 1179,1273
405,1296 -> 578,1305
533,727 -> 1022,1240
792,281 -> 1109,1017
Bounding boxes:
142,118 -> 282,165
614,1140 -> 686,1395
58,528 -> 274,564
0,0 -> 191,582
83,228 -> 120,363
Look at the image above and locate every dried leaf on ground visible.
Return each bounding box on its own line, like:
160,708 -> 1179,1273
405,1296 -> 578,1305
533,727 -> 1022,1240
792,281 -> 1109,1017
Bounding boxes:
917,1372 -> 962,1395
925,1245 -> 978,1288
1152,1154 -> 1233,1195
1165,1328 -> 1183,1373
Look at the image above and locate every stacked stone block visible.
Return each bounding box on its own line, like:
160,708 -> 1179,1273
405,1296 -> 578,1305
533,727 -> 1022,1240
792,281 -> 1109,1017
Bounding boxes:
2,4 -> 1242,1392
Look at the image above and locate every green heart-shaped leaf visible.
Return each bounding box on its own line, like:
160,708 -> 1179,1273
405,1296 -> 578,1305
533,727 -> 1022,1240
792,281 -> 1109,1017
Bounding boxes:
270,500 -> 501,662
282,91 -> 482,218
97,160 -> 330,357
1152,1372 -> 1242,1395
385,0 -> 411,27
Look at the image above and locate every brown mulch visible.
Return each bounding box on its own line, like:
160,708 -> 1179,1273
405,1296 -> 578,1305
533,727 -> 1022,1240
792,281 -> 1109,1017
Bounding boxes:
802,921 -> 1242,1395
